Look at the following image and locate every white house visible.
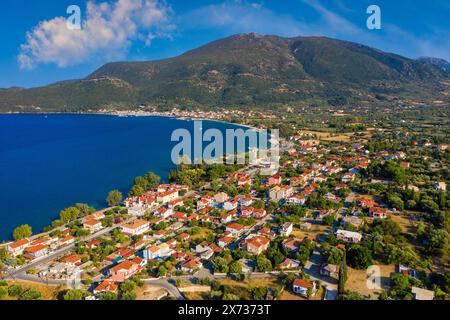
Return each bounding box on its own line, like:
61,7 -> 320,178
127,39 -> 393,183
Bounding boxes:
292,279 -> 317,296
279,222 -> 293,237
336,229 -> 362,243
121,219 -> 150,236
7,238 -> 31,256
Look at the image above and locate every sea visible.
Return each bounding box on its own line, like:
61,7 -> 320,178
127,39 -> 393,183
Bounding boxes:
0,114 -> 248,241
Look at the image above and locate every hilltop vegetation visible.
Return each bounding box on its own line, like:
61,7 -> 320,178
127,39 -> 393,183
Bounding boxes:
0,33 -> 448,112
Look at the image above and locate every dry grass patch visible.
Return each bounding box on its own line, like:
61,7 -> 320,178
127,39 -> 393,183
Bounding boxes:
136,285 -> 168,300
346,265 -> 395,299
6,280 -> 67,300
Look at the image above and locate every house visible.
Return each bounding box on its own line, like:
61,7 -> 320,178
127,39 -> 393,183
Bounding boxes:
269,186 -> 294,201
218,236 -> 233,248
258,227 -> 276,239
180,259 -> 199,273
397,264 -> 419,279
131,240 -> 146,250
411,286 -> 435,300
154,207 -> 173,219
121,219 -> 150,236
7,238 -> 31,256
434,182 -> 446,191
82,212 -> 105,223
93,281 -> 118,294
237,177 -> 252,186
336,230 -> 362,243
220,213 -> 233,224
357,198 -> 377,208
267,174 -> 282,186
292,279 -> 317,296
144,243 -> 173,260
127,206 -> 146,217
279,222 -> 293,237
286,195 -> 306,205
239,197 -> 254,207
168,198 -> 184,209
86,239 -> 100,249
342,216 -> 364,229
83,219 -> 103,233
24,244 -> 48,259
60,235 -> 75,246
282,238 -> 303,252
109,258 -> 144,282
299,222 -> 312,230
171,211 -> 187,221
157,190 -> 179,204
195,241 -> 210,254
369,207 -> 388,219
245,236 -> 270,255
60,254 -> 82,266
214,192 -> 229,203
178,233 -> 190,242
197,195 -> 214,210
279,258 -> 300,270
320,264 -> 339,279
341,172 -> 355,183
290,176 -> 307,187
225,223 -> 245,236
223,200 -> 238,211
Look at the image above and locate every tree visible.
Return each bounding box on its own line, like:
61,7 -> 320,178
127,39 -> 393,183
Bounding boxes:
347,245 -> 373,269
322,214 -> 336,226
128,184 -> 144,197
229,261 -> 242,274
59,207 -> 81,223
0,286 -> 8,299
387,193 -> 404,211
99,292 -> 118,300
145,172 -> 161,189
12,224 -> 32,240
338,252 -> 348,295
63,289 -> 85,300
250,286 -> 268,300
222,293 -> 240,300
19,289 -> 42,300
212,257 -> 229,273
107,190 -> 123,206
256,256 -> 272,272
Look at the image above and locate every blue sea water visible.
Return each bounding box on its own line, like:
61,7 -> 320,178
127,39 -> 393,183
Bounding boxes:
0,114 -> 246,240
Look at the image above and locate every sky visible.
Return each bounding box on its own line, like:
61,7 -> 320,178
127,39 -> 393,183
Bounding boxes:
0,0 -> 449,88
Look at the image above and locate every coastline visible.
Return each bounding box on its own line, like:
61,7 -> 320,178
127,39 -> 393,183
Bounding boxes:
0,110 -> 260,131
0,112 -> 264,243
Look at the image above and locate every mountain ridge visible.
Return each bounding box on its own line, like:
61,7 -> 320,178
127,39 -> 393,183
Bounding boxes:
1,33 -> 449,112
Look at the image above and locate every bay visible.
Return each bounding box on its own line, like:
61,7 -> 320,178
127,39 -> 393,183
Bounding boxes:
0,114 -> 247,240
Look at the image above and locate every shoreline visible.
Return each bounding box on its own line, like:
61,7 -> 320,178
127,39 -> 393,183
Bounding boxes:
0,110 -> 260,131
0,112 -> 264,243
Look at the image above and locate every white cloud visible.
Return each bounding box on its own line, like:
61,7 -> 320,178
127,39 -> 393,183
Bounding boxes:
18,0 -> 173,69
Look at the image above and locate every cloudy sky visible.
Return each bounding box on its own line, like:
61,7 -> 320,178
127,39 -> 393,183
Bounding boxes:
1,0 -> 449,87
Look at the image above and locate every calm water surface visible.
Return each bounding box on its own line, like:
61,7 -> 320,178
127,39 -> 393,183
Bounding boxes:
0,114 -> 245,240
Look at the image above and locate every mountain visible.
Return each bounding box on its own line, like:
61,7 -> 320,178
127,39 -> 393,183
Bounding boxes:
1,33 -> 449,112
417,57 -> 450,74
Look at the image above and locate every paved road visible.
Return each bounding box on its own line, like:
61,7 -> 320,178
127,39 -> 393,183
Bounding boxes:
1,220 -> 128,280
303,248 -> 338,300
144,278 -> 185,300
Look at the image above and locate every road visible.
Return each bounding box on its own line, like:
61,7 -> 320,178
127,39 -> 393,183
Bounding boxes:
1,219 -> 130,280
303,248 -> 338,300
143,279 -> 184,299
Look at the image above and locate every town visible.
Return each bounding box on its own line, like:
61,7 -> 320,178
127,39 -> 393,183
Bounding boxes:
0,115 -> 448,302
